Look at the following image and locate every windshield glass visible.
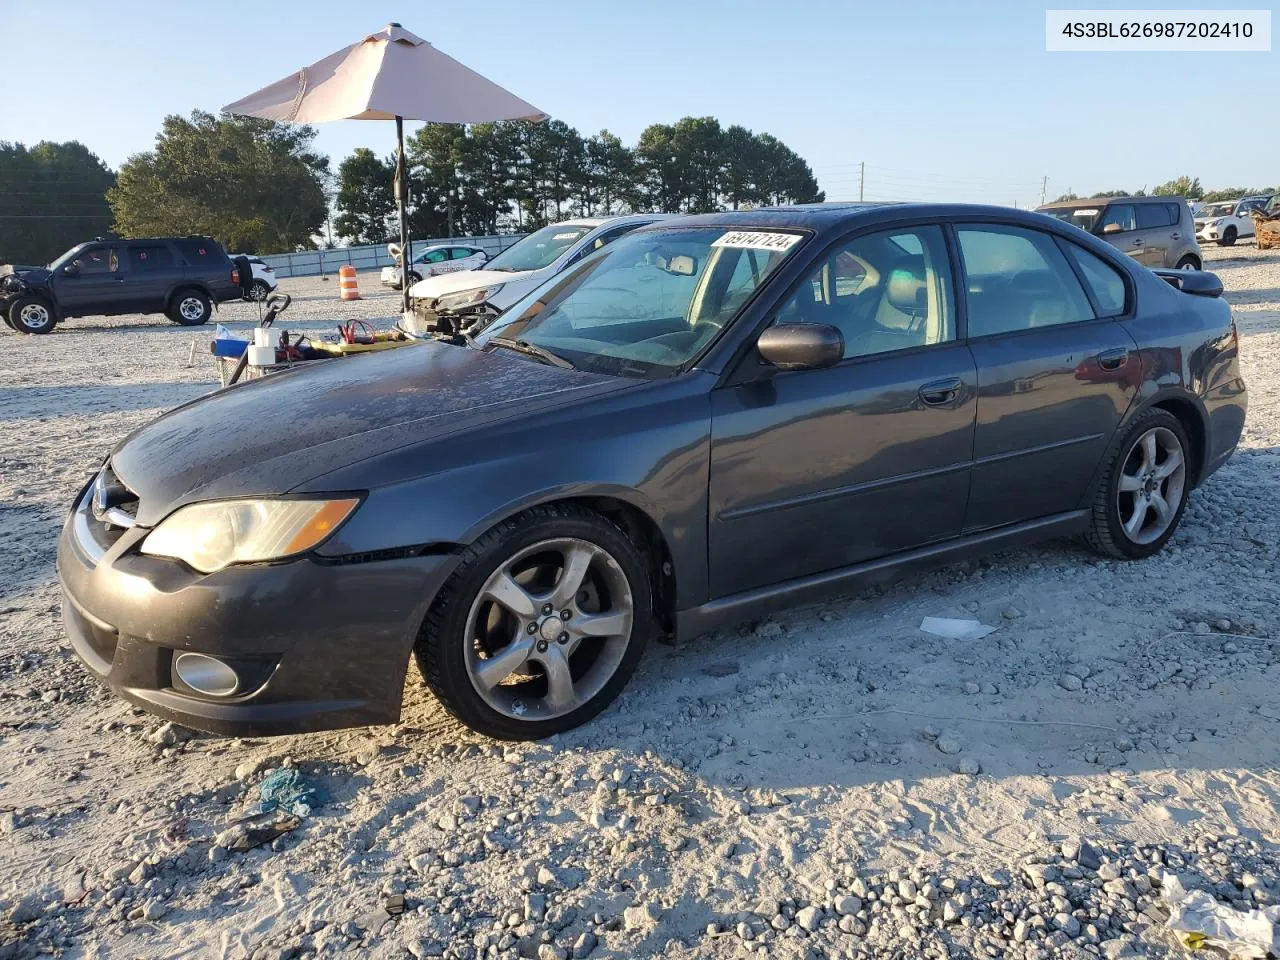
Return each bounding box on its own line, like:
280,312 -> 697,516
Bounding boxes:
1040,206 -> 1103,231
48,244 -> 87,270
1199,203 -> 1235,219
483,223 -> 593,273
475,226 -> 804,378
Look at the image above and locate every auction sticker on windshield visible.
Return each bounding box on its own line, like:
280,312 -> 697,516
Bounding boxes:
712,231 -> 803,252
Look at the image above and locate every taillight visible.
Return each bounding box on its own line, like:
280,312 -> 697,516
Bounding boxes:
231,268 -> 240,285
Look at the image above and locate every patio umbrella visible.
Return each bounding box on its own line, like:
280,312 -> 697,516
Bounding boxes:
223,23 -> 546,315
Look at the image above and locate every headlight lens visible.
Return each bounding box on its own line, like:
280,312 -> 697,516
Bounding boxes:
435,284 -> 504,313
140,498 -> 360,573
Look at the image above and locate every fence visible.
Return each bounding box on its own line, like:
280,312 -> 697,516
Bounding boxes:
259,234 -> 528,278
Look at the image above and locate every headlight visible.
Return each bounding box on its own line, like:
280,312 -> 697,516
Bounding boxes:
140,498 -> 360,573
435,284 -> 504,313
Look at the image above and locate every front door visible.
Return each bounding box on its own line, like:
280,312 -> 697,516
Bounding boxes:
954,224 -> 1141,530
53,244 -> 122,317
124,243 -> 183,313
708,224 -> 977,598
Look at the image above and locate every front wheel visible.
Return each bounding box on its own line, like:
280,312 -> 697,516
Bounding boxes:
1218,227 -> 1237,247
415,504 -> 653,740
1084,409 -> 1191,560
168,289 -> 211,326
8,296 -> 57,334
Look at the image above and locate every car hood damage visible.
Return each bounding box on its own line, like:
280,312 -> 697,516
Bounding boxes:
110,340 -> 628,526
407,267 -> 532,301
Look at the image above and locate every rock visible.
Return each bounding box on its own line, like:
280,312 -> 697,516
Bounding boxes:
538,945 -> 567,960
702,661 -> 740,677
524,893 -> 547,923
834,895 -> 861,916
142,898 -> 169,921
234,758 -> 268,781
942,900 -> 963,923
571,931 -> 598,959
537,866 -> 560,887
981,870 -> 1011,889
1054,913 -> 1080,937
838,915 -> 865,935
623,901 -> 661,931
1097,862 -> 1121,881
957,757 -> 981,775
936,735 -> 963,756
1064,663 -> 1091,680
735,921 -> 753,941
150,722 -> 193,746
1077,840 -> 1102,870
897,879 -> 918,900
1013,919 -> 1030,942
795,906 -> 822,932
1102,937 -> 1141,958
964,681 -> 981,695
1058,674 -> 1083,692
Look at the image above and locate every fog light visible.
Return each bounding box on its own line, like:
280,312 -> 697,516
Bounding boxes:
174,653 -> 240,697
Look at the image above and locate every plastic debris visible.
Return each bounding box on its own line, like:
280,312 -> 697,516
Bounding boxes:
919,617 -> 999,641
1162,872 -> 1280,958
216,815 -> 301,853
257,768 -> 325,818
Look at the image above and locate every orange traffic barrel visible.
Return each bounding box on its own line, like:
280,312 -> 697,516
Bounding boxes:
338,264 -> 361,301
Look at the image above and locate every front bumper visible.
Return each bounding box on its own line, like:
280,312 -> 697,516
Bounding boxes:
56,487 -> 458,736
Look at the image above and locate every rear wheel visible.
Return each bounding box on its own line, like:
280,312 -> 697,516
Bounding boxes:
250,279 -> 271,301
1218,227 -> 1237,247
1084,409 -> 1191,560
415,504 -> 653,740
1176,255 -> 1200,270
406,271 -> 422,287
8,296 -> 57,334
167,288 -> 211,326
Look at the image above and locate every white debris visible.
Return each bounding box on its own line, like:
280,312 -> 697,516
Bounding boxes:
919,617 -> 999,641
1162,873 -> 1280,959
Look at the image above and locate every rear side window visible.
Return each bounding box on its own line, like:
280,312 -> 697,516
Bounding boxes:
128,245 -> 174,271
174,239 -> 223,265
957,225 -> 1095,337
1136,203 -> 1176,229
1061,242 -> 1128,316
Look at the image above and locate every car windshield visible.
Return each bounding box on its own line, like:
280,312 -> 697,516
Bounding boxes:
48,245 -> 87,270
483,223 -> 594,273
1040,206 -> 1103,231
474,226 -> 804,378
1200,203 -> 1235,219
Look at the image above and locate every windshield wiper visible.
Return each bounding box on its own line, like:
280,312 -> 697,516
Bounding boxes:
487,337 -> 574,370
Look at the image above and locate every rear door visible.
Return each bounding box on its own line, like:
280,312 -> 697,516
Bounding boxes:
52,244 -> 123,317
1135,202 -> 1177,266
124,243 -> 183,313
957,224 -> 1140,530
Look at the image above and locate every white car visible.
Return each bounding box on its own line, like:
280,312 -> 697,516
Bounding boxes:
381,244 -> 488,289
405,215 -> 669,335
1194,197 -> 1269,247
231,255 -> 279,301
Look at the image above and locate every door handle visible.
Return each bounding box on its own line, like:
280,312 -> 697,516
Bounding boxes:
1131,238 -> 1143,246
1170,232 -> 1180,239
1097,348 -> 1128,371
114,276 -> 126,282
918,377 -> 963,406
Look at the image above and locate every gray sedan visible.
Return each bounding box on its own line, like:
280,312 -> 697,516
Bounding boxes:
57,204 -> 1247,740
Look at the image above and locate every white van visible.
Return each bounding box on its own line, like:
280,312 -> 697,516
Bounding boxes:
404,214 -> 668,335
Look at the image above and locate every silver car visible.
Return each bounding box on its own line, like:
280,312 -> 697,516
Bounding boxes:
1038,196 -> 1203,269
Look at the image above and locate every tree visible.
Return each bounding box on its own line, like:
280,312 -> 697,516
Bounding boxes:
1089,189 -> 1132,198
108,110 -> 329,254
1152,176 -> 1202,199
721,125 -> 766,210
334,148 -> 394,245
635,123 -> 685,213
671,116 -> 724,213
1052,192 -> 1080,202
0,141 -> 115,265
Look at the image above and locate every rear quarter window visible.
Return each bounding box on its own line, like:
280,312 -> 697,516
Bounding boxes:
174,239 -> 227,265
1061,242 -> 1128,317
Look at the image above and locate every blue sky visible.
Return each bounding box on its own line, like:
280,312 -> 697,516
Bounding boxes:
3,0 -> 1275,207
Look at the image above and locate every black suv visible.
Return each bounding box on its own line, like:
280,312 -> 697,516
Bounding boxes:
1,236 -> 242,334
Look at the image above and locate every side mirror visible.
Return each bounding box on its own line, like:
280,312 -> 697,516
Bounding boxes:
1101,223 -> 1123,235
62,262 -> 81,276
757,323 -> 844,371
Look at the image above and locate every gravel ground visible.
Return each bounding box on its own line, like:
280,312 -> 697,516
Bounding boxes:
2,245 -> 1280,960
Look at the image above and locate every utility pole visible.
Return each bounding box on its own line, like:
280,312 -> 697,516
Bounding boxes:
859,161 -> 865,202
1039,176 -> 1048,206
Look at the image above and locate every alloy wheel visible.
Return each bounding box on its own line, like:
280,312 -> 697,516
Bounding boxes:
463,538 -> 634,721
1116,426 -> 1186,545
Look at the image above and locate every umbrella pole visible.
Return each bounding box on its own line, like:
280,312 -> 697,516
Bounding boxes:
396,115 -> 413,317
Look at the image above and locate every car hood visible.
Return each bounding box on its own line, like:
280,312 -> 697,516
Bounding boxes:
1,265 -> 51,283
110,341 -> 628,526
407,267 -> 534,301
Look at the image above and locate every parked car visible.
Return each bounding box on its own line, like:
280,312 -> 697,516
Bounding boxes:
1036,196 -> 1202,269
381,244 -> 488,289
2,236 -> 242,334
58,203 -> 1246,740
231,254 -> 279,300
405,215 -> 670,336
1193,197 -> 1270,246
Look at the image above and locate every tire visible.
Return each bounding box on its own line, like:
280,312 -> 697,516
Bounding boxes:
1175,255 -> 1200,270
7,296 -> 57,334
1083,408 -> 1192,560
1218,227 -> 1237,247
406,271 -> 422,286
415,503 -> 654,740
167,288 -> 211,326
250,279 -> 271,301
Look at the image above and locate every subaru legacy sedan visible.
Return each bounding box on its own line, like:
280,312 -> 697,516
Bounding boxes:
57,204 -> 1246,741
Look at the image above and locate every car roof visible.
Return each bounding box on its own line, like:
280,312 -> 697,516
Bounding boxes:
1038,196 -> 1178,210
644,201 -> 1080,234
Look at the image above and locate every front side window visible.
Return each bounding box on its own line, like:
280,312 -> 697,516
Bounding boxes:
477,227 -> 802,377
957,225 -> 1095,337
1097,204 -> 1137,233
483,223 -> 593,273
773,226 -> 954,359
419,248 -> 448,264
71,246 -> 117,274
